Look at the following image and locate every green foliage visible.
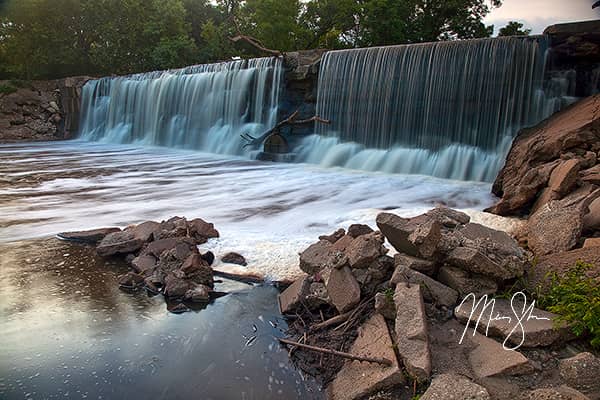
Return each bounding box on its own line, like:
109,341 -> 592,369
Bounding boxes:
0,83 -> 17,94
498,21 -> 531,37
538,261 -> 600,348
382,287 -> 395,302
0,0 -> 505,79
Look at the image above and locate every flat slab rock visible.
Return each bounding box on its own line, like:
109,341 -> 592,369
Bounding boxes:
455,297 -> 573,347
327,314 -> 404,400
57,227 -> 121,244
391,264 -> 458,308
421,374 -> 490,400
519,386 -> 591,400
468,331 -> 533,378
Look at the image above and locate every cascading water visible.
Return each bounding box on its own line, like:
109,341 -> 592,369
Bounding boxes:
296,36 -> 569,182
79,57 -> 282,155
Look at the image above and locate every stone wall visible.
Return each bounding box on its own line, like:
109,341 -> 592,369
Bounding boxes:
0,76 -> 91,143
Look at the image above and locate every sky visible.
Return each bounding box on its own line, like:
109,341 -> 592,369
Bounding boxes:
485,0 -> 600,35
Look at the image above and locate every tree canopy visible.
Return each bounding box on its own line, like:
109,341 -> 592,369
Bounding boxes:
498,21 -> 532,37
0,0 -> 504,80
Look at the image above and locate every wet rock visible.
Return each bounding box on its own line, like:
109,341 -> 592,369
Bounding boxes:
126,221 -> 160,242
221,252 -> 247,266
327,314 -> 404,400
421,374 -> 490,400
468,332 -> 533,378
519,386 -> 590,400
142,237 -> 196,258
181,254 -> 213,288
319,228 -> 346,243
168,303 -> 189,314
391,264 -> 458,308
188,217 -> 219,244
325,266 -> 361,313
97,231 -> 144,257
347,224 -> 374,238
299,240 -> 348,275
164,273 -> 191,298
437,265 -> 498,297
374,292 -> 396,320
144,269 -> 165,289
394,253 -> 436,276
57,227 -> 121,244
153,216 -> 189,241
394,283 -> 431,381
131,254 -> 157,274
278,276 -> 311,314
559,352 -> 600,396
117,272 -> 145,289
184,284 -> 211,303
345,232 -> 387,269
455,297 -> 574,347
201,251 -> 215,266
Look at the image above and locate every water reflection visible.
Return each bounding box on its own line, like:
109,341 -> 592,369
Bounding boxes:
0,239 -> 322,399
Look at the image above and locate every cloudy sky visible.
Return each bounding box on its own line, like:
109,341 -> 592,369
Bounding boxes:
485,0 -> 600,34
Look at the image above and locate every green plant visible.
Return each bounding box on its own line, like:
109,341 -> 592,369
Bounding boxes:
0,84 -> 17,95
382,287 -> 394,302
538,261 -> 600,348
8,79 -> 32,89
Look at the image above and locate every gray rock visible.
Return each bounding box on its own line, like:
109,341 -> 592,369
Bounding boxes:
97,231 -> 144,257
376,212 -> 420,256
408,218 -> 442,260
299,240 -> 348,275
455,296 -> 574,348
468,331 -> 533,378
391,264 -> 458,308
57,227 -> 121,244
376,212 -> 443,259
447,247 -> 510,281
559,352 -> 600,395
394,283 -> 431,381
424,206 -> 471,228
327,314 -> 404,400
421,374 -> 490,400
394,253 -> 436,276
437,265 -> 498,297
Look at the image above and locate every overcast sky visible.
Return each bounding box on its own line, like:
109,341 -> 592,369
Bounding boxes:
485,0 -> 600,35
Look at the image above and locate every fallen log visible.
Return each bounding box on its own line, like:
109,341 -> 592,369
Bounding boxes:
229,35 -> 282,57
277,338 -> 393,366
309,310 -> 353,332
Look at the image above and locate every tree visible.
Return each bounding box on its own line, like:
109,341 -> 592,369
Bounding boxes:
498,21 -> 531,37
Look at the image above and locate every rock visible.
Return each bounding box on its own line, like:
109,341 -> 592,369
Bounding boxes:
527,187 -> 600,256
188,218 -> 219,244
528,247 -> 600,294
455,297 -> 574,347
468,331 -> 533,378
458,223 -> 525,259
420,374 -> 490,400
447,247 -> 508,281
144,269 -> 165,289
142,237 -> 196,258
184,284 -> 211,302
391,264 -> 458,308
583,237 -> 600,248
299,240 -> 347,275
181,254 -> 213,287
332,234 -> 355,253
131,254 -> 157,274
437,265 -> 498,297
201,251 -> 215,266
153,217 -> 189,241
580,164 -> 600,186
164,274 -> 191,298
326,314 -> 404,400
347,224 -> 374,238
97,231 -> 144,257
117,272 -> 145,289
376,212 -> 442,259
351,255 -> 395,297
168,303 -> 189,314
519,386 -> 591,400
126,221 -> 160,242
345,232 -> 387,269
374,292 -> 396,320
583,196 -> 600,231
319,228 -> 345,243
394,283 -> 431,381
424,206 -> 470,228
394,253 -> 436,276
548,158 -> 581,197
305,282 -> 330,310
278,276 -> 311,314
325,266 -> 361,313
221,252 -> 247,266
57,227 -> 121,244
559,352 -> 600,395
488,94 -> 600,216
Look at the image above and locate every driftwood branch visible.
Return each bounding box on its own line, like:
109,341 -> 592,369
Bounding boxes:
241,109 -> 331,149
309,311 -> 352,332
278,338 -> 393,366
229,35 -> 283,57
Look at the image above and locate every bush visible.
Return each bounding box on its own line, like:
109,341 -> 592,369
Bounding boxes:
0,83 -> 17,95
538,261 -> 600,348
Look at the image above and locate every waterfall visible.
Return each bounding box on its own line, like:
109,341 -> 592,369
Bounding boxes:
297,36 -> 566,182
79,57 -> 282,155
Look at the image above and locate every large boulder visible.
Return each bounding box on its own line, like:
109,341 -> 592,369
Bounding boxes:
188,218 -> 219,243
326,314 -> 404,400
487,94 -> 600,216
468,332 -> 533,378
344,232 -> 387,269
421,374 -> 490,400
299,240 -> 348,275
376,213 -> 442,259
97,231 -> 144,257
126,221 -> 160,242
